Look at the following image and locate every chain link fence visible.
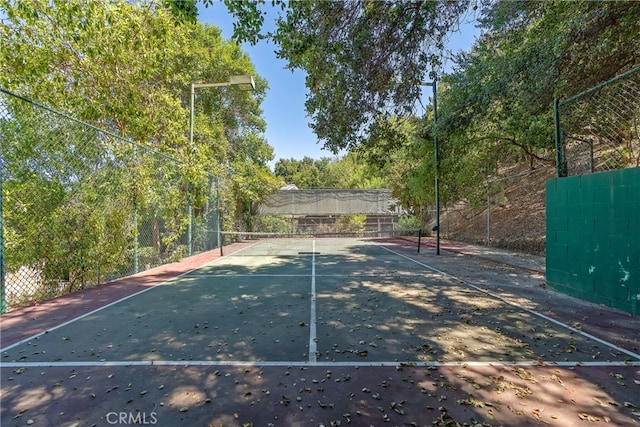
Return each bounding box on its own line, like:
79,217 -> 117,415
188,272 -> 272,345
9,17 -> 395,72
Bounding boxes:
0,88 -> 220,312
555,65 -> 640,177
435,165 -> 553,255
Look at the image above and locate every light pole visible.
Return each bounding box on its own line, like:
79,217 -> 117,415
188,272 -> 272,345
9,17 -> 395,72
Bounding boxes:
420,80 -> 440,255
188,74 -> 256,256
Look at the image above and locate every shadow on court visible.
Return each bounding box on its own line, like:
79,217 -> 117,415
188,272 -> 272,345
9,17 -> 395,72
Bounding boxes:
2,237 -> 639,426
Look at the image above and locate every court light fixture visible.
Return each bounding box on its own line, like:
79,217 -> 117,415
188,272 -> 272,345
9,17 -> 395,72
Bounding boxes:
188,74 -> 256,256
191,74 -> 256,92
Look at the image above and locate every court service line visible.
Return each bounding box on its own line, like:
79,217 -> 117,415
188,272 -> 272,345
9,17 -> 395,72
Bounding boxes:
308,240 -> 318,363
0,246 -> 258,354
377,244 -> 640,362
192,273 -> 428,278
3,360 -> 639,368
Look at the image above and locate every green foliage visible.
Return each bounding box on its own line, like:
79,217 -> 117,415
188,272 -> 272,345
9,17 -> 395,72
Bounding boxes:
325,152 -> 386,189
251,215 -> 291,234
273,153 -> 384,189
335,214 -> 366,234
1,102 -> 135,297
222,0 -> 638,226
0,0 -> 281,306
1,0 -> 189,144
273,156 -> 330,188
272,1 -> 469,153
220,0 -> 287,45
397,215 -> 421,230
428,0 -> 640,208
163,0 -> 199,24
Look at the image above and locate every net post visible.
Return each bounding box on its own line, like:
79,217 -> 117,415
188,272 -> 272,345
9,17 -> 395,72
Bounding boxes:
417,228 -> 422,253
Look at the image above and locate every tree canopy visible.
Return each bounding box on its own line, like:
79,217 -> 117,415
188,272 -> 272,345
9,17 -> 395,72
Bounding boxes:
0,0 -> 283,297
217,0 -> 639,221
0,0 -> 281,225
274,153 -> 384,189
3,0 -> 639,238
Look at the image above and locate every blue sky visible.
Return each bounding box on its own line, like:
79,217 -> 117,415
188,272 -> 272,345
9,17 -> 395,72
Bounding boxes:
197,2 -> 480,165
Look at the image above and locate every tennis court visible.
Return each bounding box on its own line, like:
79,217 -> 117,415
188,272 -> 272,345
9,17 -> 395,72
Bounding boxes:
2,236 -> 640,426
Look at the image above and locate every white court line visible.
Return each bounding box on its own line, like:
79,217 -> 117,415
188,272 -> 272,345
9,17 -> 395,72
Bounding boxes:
0,244 -> 260,354
377,243 -> 640,362
4,240 -> 638,369
308,240 -> 318,363
190,273 -> 430,278
2,360 -> 639,368
193,274 -> 311,278
1,287 -> 162,354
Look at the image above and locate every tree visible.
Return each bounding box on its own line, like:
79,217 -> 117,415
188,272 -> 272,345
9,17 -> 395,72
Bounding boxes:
436,0 -> 640,178
274,156 -> 331,188
0,0 -> 278,298
325,152 -> 386,189
477,0 -> 640,100
273,154 -> 384,189
217,0 -> 640,241
356,115 -> 436,222
226,132 -> 281,231
219,0 -> 470,153
1,0 -> 188,143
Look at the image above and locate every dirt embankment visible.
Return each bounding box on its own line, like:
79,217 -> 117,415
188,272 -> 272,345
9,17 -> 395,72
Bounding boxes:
436,164 -> 554,256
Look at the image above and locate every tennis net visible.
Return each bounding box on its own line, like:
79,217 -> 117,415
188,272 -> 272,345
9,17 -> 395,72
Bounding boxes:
219,228 -> 424,255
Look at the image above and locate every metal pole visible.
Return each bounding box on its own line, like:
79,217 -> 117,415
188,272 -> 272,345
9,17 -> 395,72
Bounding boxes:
420,80 -> 440,255
486,184 -> 491,246
0,159 -> 5,314
433,80 -> 440,255
187,84 -> 195,256
133,143 -> 139,274
216,176 -> 223,256
188,77 -> 254,257
553,97 -> 567,178
588,137 -> 594,173
188,185 -> 193,256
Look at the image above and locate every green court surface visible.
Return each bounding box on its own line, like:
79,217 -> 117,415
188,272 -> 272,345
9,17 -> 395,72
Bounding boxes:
2,237 -> 640,426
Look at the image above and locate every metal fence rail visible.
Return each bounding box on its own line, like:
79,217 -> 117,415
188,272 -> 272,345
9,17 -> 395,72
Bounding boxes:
0,88 -> 220,312
555,66 -> 640,177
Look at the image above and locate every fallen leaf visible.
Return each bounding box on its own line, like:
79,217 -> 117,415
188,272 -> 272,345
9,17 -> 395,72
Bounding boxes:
578,412 -> 600,422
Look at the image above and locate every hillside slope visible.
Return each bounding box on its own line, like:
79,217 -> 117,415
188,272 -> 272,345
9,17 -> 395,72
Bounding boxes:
436,164 -> 555,255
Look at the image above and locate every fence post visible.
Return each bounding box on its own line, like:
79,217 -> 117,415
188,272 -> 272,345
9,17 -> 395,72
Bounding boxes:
188,183 -> 193,257
486,183 -> 491,246
0,158 -> 5,314
133,198 -> 139,274
215,176 -> 222,256
553,97 -> 567,178
133,143 -> 139,274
